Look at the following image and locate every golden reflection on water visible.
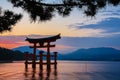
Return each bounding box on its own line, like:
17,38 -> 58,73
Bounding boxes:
0,61 -> 120,80
24,68 -> 58,80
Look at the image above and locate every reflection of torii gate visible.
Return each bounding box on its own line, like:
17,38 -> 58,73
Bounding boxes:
24,34 -> 61,70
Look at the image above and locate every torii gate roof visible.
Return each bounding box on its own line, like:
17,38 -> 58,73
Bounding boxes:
25,34 -> 61,43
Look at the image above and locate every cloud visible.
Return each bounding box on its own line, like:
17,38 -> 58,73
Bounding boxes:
0,35 -> 50,48
0,35 -> 28,48
69,17 -> 120,37
0,35 -> 120,53
94,5 -> 120,20
68,5 -> 120,37
0,35 -> 77,53
76,17 -> 120,32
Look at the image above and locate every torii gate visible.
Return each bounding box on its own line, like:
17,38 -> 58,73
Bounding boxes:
25,34 -> 61,70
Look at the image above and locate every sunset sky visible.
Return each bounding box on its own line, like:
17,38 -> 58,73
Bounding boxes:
0,1 -> 120,53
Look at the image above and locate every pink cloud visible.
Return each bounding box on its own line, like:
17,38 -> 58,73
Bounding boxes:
0,35 -> 27,49
0,35 -> 76,53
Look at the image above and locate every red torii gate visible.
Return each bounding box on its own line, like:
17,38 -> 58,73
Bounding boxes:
25,34 -> 61,70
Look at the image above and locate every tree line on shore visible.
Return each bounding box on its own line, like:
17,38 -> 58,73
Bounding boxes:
0,47 -> 25,61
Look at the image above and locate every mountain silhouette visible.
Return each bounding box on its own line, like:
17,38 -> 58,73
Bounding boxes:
12,46 -> 120,61
12,46 -> 42,55
58,47 -> 120,61
0,47 -> 25,61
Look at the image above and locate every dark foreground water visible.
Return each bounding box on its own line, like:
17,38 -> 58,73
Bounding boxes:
0,61 -> 120,80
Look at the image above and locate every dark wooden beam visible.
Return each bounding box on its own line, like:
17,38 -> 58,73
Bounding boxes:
25,62 -> 57,65
29,44 -> 55,48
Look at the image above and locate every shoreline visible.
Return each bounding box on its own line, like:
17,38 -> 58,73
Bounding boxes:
0,60 -> 13,63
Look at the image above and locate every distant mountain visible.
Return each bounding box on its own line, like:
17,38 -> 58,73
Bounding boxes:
58,47 -> 120,61
12,46 -> 120,61
12,46 -> 43,55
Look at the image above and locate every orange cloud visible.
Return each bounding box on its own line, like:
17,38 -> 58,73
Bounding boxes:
0,42 -> 28,49
0,43 -> 19,49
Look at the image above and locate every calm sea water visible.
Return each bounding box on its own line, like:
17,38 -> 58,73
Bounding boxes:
0,61 -> 120,80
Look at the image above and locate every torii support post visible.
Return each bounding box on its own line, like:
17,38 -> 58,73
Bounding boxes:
39,51 -> 43,70
25,52 -> 29,69
32,43 -> 37,69
47,42 -> 51,70
54,52 -> 57,69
